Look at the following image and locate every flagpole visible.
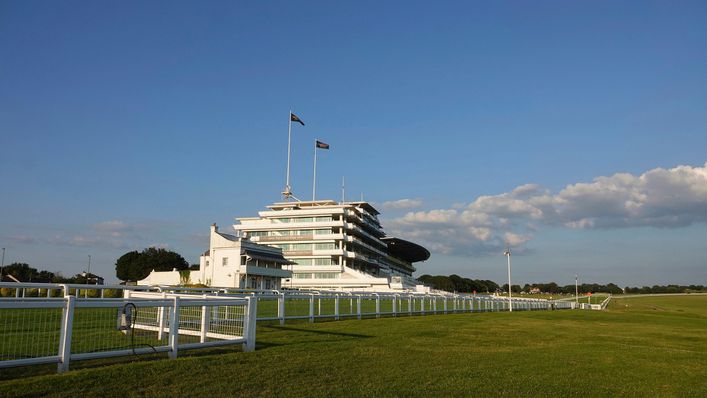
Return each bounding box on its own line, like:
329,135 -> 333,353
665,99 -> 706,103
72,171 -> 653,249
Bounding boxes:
312,140 -> 318,201
284,109 -> 293,198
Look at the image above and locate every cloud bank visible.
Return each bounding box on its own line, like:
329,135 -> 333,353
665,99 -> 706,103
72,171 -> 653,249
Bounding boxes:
380,198 -> 424,210
386,163 -> 707,256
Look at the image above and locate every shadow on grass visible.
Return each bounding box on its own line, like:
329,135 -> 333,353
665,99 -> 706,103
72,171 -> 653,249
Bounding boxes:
264,325 -> 373,339
0,326 -> 374,381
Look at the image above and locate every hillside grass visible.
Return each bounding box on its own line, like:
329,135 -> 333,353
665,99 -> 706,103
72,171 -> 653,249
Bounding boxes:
1,295 -> 705,397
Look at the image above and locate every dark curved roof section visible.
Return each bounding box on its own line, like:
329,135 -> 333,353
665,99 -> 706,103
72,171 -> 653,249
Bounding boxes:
381,237 -> 430,263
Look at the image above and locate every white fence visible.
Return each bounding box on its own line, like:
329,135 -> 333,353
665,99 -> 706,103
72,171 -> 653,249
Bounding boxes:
234,291 -> 572,325
0,292 -> 256,373
578,294 -> 612,310
0,282 -> 572,373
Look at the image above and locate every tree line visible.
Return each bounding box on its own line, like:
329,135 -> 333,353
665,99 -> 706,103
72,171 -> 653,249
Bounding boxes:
623,285 -> 705,294
1,247 -> 190,285
0,262 -> 99,284
418,274 -> 706,295
417,274 -> 500,293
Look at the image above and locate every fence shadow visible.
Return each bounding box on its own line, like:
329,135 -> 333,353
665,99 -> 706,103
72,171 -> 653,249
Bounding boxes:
264,325 -> 373,339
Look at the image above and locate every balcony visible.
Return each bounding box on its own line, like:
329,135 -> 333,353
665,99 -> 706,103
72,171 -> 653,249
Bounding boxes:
241,265 -> 292,278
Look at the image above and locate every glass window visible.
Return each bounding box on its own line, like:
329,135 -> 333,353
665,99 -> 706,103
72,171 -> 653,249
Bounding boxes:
222,257 -> 228,266
314,273 -> 338,279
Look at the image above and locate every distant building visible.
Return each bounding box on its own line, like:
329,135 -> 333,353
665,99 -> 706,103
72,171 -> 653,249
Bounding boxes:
138,224 -> 292,289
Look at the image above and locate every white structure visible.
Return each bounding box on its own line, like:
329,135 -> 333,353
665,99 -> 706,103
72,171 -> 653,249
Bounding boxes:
233,200 -> 430,291
139,224 -> 292,289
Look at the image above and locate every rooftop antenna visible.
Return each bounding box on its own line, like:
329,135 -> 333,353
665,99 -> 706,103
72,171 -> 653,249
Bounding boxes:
341,176 -> 346,204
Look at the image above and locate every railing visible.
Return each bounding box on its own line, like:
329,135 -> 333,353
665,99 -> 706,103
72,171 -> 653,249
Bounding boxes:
0,291 -> 256,373
225,290 -> 573,324
599,294 -> 612,309
0,282 -> 573,372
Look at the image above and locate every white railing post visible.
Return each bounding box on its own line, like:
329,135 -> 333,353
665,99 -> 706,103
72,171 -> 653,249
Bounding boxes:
200,294 -> 209,343
392,295 -> 397,317
157,292 -> 167,340
375,294 -> 380,318
278,293 -> 285,325
334,294 -> 340,320
57,296 -> 75,373
169,297 -> 180,359
309,294 -> 315,323
443,297 -> 448,314
356,295 -> 362,320
421,296 -> 426,315
243,296 -> 258,352
408,295 -> 413,315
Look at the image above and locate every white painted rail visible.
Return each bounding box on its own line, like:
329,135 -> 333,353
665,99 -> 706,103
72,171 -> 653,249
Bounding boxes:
0,291 -> 256,373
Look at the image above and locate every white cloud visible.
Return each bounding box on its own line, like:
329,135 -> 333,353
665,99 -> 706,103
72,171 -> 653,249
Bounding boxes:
0,235 -> 36,244
380,198 -> 424,210
45,220 -> 172,250
385,163 -> 707,256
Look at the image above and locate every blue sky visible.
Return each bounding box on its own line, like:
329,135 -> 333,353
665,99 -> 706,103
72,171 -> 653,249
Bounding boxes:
1,1 -> 706,286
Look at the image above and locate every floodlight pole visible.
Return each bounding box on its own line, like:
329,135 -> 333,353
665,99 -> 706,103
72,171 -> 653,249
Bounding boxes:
504,249 -> 512,312
0,247 -> 5,279
84,255 -> 91,298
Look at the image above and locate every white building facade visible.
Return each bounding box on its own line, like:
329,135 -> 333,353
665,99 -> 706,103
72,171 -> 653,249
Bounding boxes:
139,224 -> 292,289
233,200 -> 430,291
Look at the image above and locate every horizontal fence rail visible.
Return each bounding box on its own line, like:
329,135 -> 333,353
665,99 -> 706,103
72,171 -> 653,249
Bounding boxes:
1,282 -> 572,373
0,289 -> 256,373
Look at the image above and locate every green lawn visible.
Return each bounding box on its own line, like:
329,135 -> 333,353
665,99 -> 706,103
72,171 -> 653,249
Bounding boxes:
1,295 -> 705,397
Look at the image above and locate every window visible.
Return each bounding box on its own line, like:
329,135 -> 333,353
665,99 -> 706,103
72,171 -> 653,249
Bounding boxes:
206,260 -> 209,267
222,257 -> 228,266
292,258 -> 337,266
314,273 -> 338,279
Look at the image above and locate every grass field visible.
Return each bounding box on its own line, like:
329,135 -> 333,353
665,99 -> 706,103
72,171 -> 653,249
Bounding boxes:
1,294 -> 705,397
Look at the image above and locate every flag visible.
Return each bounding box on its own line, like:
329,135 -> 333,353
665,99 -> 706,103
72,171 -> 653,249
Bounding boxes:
290,112 -> 305,126
316,140 -> 330,149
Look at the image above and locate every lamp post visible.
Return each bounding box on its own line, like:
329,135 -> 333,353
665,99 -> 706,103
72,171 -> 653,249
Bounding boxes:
83,255 -> 92,298
575,274 -> 579,307
1,247 -> 5,279
504,249 -> 512,312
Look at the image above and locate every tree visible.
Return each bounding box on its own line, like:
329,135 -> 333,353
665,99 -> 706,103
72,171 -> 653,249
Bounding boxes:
2,263 -> 40,281
115,247 -> 188,282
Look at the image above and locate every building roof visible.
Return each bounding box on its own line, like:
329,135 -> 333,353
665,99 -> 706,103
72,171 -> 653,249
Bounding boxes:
266,199 -> 380,215
381,237 -> 430,263
216,231 -> 239,242
241,248 -> 295,265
